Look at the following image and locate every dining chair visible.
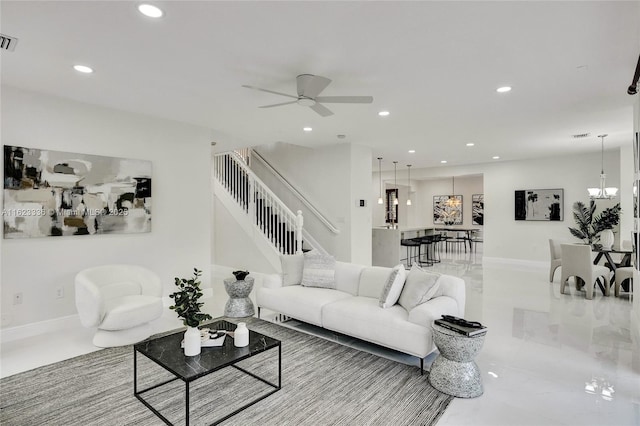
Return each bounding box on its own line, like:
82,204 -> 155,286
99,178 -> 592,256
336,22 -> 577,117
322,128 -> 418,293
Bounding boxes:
560,244 -> 611,300
614,266 -> 634,297
549,239 -> 562,282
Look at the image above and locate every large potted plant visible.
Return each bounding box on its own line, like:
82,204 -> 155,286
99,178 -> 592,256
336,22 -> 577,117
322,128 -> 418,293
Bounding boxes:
169,268 -> 212,356
568,201 -> 621,248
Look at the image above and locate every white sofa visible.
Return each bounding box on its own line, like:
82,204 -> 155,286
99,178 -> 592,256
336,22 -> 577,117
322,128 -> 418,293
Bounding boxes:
257,258 -> 466,373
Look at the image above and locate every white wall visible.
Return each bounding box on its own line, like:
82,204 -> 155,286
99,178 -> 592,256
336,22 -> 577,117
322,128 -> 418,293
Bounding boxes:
252,142 -> 372,263
372,175 -> 484,228
373,149 -> 623,262
1,86 -> 213,328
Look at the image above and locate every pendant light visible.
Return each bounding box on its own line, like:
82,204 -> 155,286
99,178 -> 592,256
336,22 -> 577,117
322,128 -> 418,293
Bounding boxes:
588,134 -> 618,199
406,165 -> 412,206
377,157 -> 384,204
445,176 -> 461,208
393,161 -> 399,205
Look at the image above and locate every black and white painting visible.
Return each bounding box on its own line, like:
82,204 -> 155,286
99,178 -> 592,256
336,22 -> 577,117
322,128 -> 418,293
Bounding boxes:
434,195 -> 462,225
472,194 -> 484,225
514,188 -> 563,221
4,145 -> 152,238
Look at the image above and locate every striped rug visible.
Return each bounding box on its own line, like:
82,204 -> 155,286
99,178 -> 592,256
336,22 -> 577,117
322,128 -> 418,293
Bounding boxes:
0,318 -> 452,426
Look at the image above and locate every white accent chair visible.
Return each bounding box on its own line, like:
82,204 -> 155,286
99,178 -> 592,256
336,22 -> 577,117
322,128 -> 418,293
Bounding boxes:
560,244 -> 610,300
614,267 -> 634,297
549,239 -> 562,282
75,264 -> 163,347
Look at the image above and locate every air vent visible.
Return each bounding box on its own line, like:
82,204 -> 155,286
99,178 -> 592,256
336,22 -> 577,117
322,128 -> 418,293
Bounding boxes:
0,33 -> 18,52
572,133 -> 591,139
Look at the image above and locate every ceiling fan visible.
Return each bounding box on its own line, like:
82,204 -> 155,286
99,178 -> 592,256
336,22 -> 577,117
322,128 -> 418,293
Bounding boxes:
242,74 -> 373,117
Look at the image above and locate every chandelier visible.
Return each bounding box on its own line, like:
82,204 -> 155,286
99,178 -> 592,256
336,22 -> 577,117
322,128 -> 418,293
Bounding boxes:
445,176 -> 461,208
588,134 -> 618,199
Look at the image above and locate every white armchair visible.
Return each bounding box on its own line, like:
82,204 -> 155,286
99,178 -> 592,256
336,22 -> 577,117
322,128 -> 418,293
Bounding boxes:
75,264 -> 163,347
549,239 -> 562,282
560,244 -> 610,300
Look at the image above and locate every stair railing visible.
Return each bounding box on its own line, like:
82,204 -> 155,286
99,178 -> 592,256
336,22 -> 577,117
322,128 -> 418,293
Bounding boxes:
250,148 -> 340,234
214,151 -> 304,255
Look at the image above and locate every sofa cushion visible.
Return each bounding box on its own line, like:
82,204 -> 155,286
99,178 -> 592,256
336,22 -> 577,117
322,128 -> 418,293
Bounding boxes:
358,266 -> 393,298
322,296 -> 434,357
398,264 -> 441,311
281,254 -> 304,286
257,285 -> 352,326
302,250 -> 336,289
335,261 -> 365,296
379,264 -> 406,308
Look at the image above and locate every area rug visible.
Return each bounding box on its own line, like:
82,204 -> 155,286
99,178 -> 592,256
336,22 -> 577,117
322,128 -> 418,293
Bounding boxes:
0,318 -> 452,425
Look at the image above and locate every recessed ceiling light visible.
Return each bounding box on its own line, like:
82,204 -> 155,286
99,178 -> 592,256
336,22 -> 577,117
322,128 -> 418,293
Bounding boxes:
73,65 -> 93,74
138,4 -> 164,18
440,160 -> 447,164
492,156 -> 500,160
466,143 -> 475,147
496,86 -> 512,93
408,150 -> 416,153
378,111 -> 390,117
303,127 -> 312,132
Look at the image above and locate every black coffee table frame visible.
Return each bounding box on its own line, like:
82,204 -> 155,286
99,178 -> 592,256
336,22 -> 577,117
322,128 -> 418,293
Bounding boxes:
133,320 -> 281,425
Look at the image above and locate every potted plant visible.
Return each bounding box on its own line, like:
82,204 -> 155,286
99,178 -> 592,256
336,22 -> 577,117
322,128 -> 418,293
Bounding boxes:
169,268 -> 212,356
568,200 -> 621,248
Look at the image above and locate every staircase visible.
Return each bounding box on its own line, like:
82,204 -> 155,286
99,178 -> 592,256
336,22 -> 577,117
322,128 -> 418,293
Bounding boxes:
213,151 -> 314,258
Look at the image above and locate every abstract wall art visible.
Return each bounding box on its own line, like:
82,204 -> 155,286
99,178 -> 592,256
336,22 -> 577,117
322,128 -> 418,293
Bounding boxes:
433,195 -> 462,225
514,188 -> 563,221
3,145 -> 152,238
472,194 -> 484,225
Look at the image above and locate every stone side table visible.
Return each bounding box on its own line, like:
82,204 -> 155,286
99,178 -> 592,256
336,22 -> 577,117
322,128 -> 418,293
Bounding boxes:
428,323 -> 487,398
223,277 -> 255,318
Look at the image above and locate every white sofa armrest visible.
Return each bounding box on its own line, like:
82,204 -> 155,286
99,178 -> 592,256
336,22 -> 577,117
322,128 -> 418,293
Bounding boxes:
407,296 -> 459,328
262,273 -> 284,289
74,274 -> 105,328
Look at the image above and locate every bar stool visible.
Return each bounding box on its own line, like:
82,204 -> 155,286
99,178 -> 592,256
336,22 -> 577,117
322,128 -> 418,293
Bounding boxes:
416,236 -> 434,266
401,238 -> 421,268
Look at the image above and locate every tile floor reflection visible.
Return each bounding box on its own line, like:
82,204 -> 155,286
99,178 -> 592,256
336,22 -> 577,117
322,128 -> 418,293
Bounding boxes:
1,246 -> 638,425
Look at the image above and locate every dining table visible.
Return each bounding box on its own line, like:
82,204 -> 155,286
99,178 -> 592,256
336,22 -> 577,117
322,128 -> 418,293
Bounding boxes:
592,246 -> 634,292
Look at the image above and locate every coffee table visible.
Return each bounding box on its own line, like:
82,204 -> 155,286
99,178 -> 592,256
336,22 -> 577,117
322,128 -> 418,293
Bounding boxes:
134,319 -> 281,425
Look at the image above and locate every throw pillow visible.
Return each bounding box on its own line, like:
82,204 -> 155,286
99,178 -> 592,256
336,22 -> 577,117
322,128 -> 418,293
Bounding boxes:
301,250 -> 336,289
379,264 -> 406,308
398,264 -> 441,311
281,254 -> 304,286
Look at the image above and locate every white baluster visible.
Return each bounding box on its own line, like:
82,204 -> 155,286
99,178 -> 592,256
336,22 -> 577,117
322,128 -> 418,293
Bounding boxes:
296,210 -> 303,255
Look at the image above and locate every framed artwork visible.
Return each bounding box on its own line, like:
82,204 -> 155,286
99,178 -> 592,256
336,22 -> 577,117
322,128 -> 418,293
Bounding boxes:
4,145 -> 152,238
434,195 -> 462,225
472,194 -> 484,225
514,188 -> 563,221
385,188 -> 398,224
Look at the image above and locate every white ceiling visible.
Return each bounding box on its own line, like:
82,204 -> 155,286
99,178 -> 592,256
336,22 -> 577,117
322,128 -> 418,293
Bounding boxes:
2,1 -> 639,170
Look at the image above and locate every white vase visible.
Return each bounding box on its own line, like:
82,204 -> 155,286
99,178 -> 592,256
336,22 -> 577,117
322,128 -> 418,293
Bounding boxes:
600,229 -> 615,250
234,322 -> 249,347
184,326 -> 201,356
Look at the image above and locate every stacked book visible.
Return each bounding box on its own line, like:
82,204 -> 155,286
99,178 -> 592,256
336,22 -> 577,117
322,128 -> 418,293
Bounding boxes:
435,317 -> 487,337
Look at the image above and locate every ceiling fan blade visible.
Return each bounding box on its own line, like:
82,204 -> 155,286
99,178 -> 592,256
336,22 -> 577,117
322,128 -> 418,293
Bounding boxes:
242,85 -> 298,99
297,74 -> 332,98
315,96 -> 373,104
259,101 -> 298,108
310,103 -> 334,117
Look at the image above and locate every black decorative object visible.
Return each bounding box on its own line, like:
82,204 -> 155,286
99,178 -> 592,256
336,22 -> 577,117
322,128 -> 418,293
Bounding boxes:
233,270 -> 250,281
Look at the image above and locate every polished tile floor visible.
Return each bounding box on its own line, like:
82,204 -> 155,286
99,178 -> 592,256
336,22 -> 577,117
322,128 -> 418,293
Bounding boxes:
1,246 -> 639,425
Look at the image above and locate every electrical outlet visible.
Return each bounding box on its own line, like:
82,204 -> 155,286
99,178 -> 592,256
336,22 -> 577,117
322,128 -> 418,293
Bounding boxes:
56,287 -> 64,299
13,292 -> 23,305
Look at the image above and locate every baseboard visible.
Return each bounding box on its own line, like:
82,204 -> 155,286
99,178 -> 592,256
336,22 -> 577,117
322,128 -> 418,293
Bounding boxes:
0,314 -> 81,344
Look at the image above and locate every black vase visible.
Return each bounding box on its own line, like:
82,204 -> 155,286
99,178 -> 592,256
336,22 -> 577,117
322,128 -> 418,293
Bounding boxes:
232,270 -> 250,281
